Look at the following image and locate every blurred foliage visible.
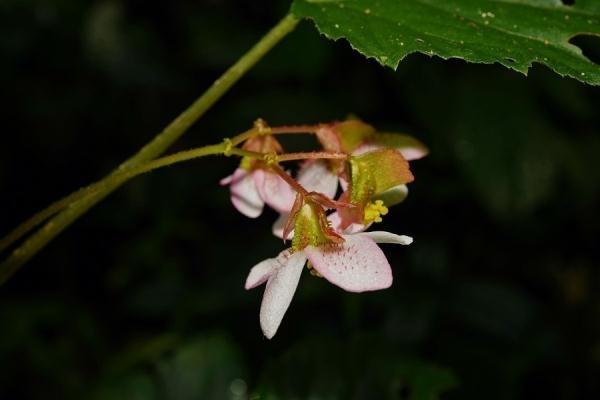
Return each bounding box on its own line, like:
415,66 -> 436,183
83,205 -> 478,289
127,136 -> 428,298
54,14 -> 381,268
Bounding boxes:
1,1 -> 599,399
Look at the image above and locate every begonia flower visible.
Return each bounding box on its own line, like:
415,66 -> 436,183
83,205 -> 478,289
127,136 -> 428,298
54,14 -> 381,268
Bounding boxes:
220,135 -> 296,218
246,204 -> 412,339
220,167 -> 298,218
272,159 -> 339,237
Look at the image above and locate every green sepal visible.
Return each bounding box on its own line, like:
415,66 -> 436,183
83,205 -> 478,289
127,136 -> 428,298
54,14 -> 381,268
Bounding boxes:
335,120 -> 376,153
349,149 -> 414,206
292,203 -> 343,251
349,157 -> 376,206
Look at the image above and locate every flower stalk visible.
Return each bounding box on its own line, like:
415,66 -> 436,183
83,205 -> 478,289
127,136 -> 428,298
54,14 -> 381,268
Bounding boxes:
0,128 -> 358,284
0,14 -> 300,285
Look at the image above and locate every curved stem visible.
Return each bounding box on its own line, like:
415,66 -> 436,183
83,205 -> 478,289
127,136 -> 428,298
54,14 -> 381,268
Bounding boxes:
0,125 -> 302,255
0,13 -> 299,285
117,14 -> 299,170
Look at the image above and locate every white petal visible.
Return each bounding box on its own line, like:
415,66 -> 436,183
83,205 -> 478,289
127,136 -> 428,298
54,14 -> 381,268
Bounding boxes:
253,169 -> 296,213
260,251 -> 307,339
358,231 -> 413,245
228,168 -> 264,218
297,160 -> 338,199
305,235 -> 392,293
245,256 -> 279,290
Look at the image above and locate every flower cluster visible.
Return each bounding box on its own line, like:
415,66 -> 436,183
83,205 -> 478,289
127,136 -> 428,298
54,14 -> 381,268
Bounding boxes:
221,119 -> 428,338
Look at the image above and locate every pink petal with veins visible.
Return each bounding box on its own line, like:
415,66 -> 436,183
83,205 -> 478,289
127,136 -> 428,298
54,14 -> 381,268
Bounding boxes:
305,234 -> 392,293
225,168 -> 264,218
253,169 -> 296,213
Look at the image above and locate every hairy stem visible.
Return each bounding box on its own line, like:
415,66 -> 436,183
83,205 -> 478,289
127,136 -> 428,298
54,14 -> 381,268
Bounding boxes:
0,14 -> 299,285
278,151 -> 347,162
118,14 -> 299,170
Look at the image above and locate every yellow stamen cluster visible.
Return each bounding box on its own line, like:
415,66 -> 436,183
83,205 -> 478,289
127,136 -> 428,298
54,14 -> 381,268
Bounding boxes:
363,200 -> 389,224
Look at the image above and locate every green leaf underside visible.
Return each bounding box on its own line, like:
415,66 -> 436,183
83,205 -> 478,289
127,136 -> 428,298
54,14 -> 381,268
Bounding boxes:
291,0 -> 600,85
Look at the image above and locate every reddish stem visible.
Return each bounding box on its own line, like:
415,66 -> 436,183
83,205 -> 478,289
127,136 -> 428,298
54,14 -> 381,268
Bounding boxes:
269,164 -> 308,195
277,151 -> 347,162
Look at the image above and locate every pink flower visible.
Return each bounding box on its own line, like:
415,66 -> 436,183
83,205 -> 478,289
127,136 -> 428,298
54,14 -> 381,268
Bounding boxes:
272,160 -> 339,236
220,159 -> 338,221
220,168 -> 296,218
245,224 -> 412,339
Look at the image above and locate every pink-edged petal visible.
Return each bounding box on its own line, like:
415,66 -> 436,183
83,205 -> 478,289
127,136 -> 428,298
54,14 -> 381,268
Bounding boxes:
398,147 -> 426,161
353,142 -> 425,161
220,174 -> 234,185
272,213 -> 291,239
352,143 -> 384,156
297,160 -> 338,199
305,234 -> 392,293
227,168 -> 264,218
357,231 -> 413,245
253,169 -> 296,213
260,250 -> 307,339
327,211 -> 368,234
245,254 -> 281,290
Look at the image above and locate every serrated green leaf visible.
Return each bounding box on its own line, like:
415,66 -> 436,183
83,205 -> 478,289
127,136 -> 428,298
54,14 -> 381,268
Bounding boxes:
291,0 -> 600,85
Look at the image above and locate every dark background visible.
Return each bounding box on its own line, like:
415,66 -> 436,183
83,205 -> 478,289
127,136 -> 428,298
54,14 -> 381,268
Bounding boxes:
1,1 -> 599,399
